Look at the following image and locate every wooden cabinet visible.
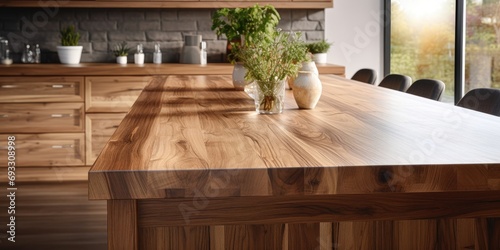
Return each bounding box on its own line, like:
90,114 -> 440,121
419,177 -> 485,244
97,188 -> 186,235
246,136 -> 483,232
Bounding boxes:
0,103 -> 84,133
0,133 -> 85,166
85,113 -> 126,165
0,0 -> 333,9
0,76 -> 85,180
0,77 -> 84,103
84,76 -> 151,165
85,76 -> 152,113
0,63 -> 346,180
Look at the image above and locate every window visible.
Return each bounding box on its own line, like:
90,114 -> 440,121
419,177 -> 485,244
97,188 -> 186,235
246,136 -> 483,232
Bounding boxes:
387,0 -> 500,103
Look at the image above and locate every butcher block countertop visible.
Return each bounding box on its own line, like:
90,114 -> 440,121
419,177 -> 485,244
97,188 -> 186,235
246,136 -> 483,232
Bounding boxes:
89,74 -> 500,200
88,74 -> 500,250
0,63 -> 345,76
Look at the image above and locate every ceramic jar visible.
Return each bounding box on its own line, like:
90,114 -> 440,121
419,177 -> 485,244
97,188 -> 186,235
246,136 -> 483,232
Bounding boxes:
232,62 -> 249,90
292,71 -> 322,109
288,61 -> 318,89
116,56 -> 127,65
312,53 -> 327,64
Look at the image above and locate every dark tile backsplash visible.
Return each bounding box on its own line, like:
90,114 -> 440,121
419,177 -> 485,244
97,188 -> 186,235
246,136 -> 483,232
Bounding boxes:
0,8 -> 324,63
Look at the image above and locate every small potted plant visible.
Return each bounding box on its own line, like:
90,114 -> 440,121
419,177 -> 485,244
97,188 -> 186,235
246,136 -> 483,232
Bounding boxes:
57,25 -> 82,65
234,30 -> 307,114
211,4 -> 280,62
113,41 -> 130,65
212,4 -> 280,89
306,40 -> 332,64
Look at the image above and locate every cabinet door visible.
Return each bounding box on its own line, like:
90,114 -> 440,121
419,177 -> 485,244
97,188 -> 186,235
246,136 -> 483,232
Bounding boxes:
0,103 -> 84,133
85,76 -> 152,113
0,133 -> 85,166
0,76 -> 84,103
85,113 -> 127,165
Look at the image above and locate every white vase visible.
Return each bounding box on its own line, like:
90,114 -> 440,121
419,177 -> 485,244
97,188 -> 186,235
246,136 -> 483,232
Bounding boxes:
116,56 -> 127,65
312,53 -> 327,64
57,46 -> 83,65
288,61 -> 318,90
292,71 -> 322,109
232,62 -> 249,90
301,61 -> 319,76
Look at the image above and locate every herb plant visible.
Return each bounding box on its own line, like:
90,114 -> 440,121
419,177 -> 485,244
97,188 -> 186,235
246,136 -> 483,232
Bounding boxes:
306,40 -> 332,54
234,30 -> 307,112
113,41 -> 130,57
212,4 -> 280,62
60,25 -> 80,46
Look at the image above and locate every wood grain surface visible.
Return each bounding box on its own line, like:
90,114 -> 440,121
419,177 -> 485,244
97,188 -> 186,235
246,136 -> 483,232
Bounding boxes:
0,63 -> 345,76
89,74 -> 500,200
88,74 -> 500,249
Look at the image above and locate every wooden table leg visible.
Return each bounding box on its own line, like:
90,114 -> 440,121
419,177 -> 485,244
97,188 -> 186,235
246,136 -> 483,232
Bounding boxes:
108,200 -> 138,250
476,218 -> 500,249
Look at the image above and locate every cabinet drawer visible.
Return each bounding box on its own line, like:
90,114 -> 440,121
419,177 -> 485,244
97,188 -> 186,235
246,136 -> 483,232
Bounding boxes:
85,76 -> 152,112
0,77 -> 84,103
0,133 -> 85,166
85,113 -> 126,165
0,103 -> 84,133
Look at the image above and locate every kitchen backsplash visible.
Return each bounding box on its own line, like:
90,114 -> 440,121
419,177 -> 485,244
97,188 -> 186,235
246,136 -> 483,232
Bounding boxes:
0,8 -> 325,63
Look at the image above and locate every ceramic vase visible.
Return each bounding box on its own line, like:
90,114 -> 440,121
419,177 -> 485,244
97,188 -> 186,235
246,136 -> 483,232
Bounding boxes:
288,61 -> 318,89
312,53 -> 327,64
255,79 -> 286,114
292,71 -> 322,109
56,46 -> 83,65
232,62 -> 249,90
116,56 -> 127,65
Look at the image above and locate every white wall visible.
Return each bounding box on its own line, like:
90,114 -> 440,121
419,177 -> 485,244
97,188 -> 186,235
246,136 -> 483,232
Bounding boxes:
325,0 -> 384,81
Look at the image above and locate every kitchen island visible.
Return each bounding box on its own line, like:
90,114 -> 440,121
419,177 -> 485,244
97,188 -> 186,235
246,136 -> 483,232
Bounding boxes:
89,74 -> 500,249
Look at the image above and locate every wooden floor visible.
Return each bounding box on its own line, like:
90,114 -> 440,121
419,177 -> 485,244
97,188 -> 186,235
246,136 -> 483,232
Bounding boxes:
0,181 -> 107,250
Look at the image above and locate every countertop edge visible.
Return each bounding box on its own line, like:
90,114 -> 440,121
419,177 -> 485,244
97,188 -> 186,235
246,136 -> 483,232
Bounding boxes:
0,63 -> 345,76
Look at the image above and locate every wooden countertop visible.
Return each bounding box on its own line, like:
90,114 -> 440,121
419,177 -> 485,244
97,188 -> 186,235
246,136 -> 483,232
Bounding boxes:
0,63 -> 345,76
89,75 -> 500,201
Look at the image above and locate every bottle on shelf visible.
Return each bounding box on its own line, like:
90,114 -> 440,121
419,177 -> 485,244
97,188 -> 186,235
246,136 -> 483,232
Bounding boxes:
34,44 -> 41,63
22,44 -> 34,63
200,41 -> 207,65
153,43 -> 162,64
0,38 -> 12,65
134,44 -> 144,65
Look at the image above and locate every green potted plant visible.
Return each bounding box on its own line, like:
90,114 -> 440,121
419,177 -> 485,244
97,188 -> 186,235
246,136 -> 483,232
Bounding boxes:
234,30 -> 307,114
113,41 -> 130,65
211,4 -> 280,62
212,4 -> 280,90
57,25 -> 82,65
306,40 -> 332,64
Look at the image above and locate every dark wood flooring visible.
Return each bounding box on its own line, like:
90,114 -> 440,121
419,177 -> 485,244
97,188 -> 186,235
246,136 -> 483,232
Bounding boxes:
0,181 -> 107,250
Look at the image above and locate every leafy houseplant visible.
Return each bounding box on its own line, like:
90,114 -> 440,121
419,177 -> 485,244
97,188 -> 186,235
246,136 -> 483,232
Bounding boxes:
113,41 -> 130,64
234,30 -> 307,114
211,4 -> 280,62
60,25 -> 80,46
57,25 -> 83,64
306,40 -> 331,54
306,40 -> 332,64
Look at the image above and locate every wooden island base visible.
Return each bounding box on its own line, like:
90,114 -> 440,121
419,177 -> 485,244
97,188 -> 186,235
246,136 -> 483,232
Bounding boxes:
90,75 -> 500,250
108,192 -> 500,250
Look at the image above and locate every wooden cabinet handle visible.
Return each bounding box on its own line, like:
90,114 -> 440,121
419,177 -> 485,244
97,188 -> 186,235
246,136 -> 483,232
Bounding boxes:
127,88 -> 144,91
51,144 -> 74,149
1,85 -> 19,89
51,114 -> 73,118
50,84 -> 74,88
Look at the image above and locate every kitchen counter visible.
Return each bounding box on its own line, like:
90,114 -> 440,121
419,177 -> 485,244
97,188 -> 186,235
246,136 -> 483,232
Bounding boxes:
89,74 -> 500,249
0,63 -> 345,76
